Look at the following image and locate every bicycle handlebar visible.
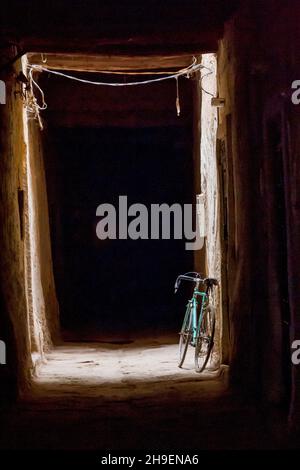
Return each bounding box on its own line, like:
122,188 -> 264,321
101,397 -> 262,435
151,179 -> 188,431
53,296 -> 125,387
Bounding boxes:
174,274 -> 200,293
174,272 -> 218,293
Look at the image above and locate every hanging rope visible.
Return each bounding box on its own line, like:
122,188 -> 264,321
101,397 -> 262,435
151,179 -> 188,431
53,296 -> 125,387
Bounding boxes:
199,67 -> 215,97
24,65 -> 47,130
27,57 -> 203,87
24,57 -> 213,127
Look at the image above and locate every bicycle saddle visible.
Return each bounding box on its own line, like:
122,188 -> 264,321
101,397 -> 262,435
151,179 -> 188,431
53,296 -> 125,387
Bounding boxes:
203,278 -> 218,287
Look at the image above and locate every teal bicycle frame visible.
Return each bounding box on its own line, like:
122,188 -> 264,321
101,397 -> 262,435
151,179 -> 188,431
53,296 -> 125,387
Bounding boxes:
185,285 -> 208,346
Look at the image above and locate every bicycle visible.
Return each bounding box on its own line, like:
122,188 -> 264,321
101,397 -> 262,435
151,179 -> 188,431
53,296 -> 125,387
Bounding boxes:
174,272 -> 218,372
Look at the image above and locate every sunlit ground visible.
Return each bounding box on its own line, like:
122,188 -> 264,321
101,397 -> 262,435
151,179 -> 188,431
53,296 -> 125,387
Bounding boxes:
1,337 -> 281,450
29,336 -> 222,403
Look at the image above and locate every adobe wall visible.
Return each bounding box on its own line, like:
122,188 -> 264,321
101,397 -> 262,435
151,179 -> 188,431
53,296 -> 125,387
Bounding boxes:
218,0 -> 300,432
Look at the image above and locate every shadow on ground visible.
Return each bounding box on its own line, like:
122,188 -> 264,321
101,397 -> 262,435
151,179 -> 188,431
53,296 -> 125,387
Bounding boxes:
0,336 -> 289,450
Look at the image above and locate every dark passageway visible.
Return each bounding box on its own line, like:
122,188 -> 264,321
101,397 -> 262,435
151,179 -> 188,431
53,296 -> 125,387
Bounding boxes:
1,0 -> 300,457
45,127 -> 194,337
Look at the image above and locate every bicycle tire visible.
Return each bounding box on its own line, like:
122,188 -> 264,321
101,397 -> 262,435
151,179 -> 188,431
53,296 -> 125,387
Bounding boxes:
178,302 -> 192,368
194,305 -> 216,373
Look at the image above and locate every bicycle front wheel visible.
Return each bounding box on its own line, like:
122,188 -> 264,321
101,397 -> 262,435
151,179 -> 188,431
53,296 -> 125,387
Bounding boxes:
178,302 -> 192,368
195,305 -> 216,373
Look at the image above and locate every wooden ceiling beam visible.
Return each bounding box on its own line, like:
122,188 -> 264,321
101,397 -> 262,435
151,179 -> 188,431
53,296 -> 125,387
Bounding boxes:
27,53 -> 199,72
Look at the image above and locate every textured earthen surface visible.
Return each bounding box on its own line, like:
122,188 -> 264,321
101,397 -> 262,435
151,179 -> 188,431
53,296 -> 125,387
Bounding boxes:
200,53 -> 222,360
0,336 -> 289,450
217,0 -> 300,434
0,57 -> 59,401
0,59 -> 32,398
24,96 -> 60,351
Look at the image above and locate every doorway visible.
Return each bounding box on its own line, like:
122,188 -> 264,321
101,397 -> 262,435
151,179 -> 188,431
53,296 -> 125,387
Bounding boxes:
45,126 -> 194,339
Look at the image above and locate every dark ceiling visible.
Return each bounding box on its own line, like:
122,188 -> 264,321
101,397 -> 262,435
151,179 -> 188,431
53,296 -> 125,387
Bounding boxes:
0,0 -> 240,57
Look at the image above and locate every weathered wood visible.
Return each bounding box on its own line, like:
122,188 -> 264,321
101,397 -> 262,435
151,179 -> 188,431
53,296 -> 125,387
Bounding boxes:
27,53 -> 197,72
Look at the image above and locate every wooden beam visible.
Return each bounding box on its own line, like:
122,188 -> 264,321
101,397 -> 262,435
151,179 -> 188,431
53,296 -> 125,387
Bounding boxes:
27,53 -> 198,72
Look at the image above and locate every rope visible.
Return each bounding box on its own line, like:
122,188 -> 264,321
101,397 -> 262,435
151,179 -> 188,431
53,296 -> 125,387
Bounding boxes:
27,58 -> 203,87
23,57 -> 214,128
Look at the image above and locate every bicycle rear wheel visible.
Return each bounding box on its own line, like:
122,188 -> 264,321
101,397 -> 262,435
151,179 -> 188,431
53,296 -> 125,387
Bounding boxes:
178,302 -> 192,368
195,305 -> 215,373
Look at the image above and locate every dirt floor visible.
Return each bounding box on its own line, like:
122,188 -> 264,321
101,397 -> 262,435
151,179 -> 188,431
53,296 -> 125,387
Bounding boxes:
0,336 -> 289,450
